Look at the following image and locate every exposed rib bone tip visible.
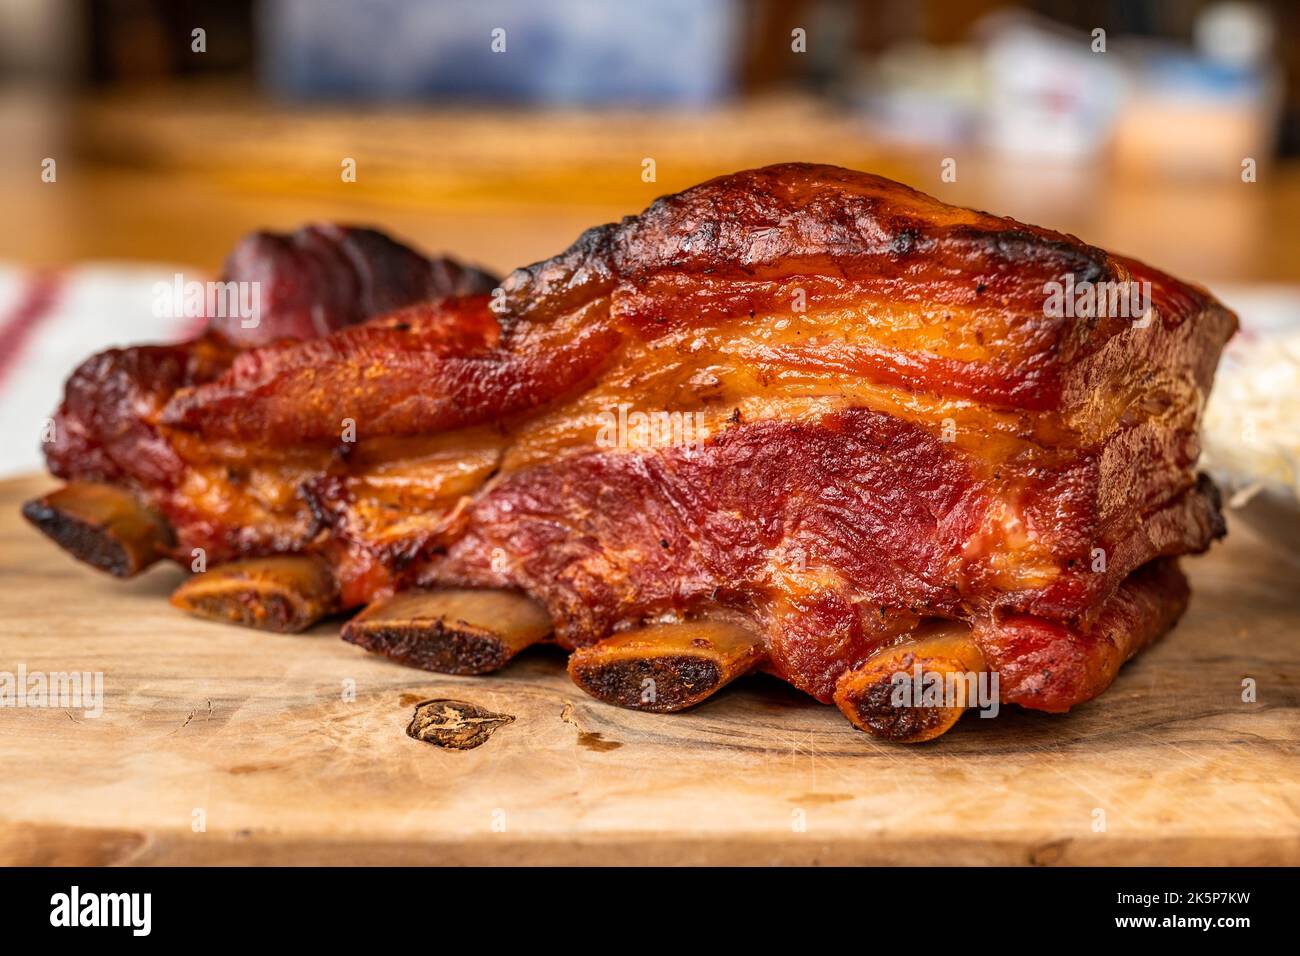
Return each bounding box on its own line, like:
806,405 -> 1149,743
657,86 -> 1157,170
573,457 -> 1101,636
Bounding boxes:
834,622 -> 988,743
342,588 -> 552,674
22,482 -> 171,578
170,555 -> 337,633
567,618 -> 765,712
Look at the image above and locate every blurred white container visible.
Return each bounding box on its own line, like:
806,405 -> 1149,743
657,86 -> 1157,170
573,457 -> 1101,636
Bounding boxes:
979,13 -> 1123,162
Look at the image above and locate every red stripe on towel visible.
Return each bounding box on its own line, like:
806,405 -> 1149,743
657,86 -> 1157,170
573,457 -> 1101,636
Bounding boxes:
0,272 -> 63,389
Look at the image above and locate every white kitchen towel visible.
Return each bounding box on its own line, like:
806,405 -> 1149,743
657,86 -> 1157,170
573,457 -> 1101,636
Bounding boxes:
0,264 -> 204,478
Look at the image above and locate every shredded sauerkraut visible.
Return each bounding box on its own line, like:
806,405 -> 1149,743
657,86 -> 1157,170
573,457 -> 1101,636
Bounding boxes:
1202,328 -> 1300,508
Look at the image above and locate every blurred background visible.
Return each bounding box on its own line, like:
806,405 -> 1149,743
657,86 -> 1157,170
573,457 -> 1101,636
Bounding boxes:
0,0 -> 1298,479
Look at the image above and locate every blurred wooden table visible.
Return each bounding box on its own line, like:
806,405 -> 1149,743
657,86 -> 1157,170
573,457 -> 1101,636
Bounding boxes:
4,87 -> 1300,283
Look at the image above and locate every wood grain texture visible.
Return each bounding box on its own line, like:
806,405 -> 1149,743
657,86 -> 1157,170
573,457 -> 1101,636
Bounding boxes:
0,473 -> 1296,865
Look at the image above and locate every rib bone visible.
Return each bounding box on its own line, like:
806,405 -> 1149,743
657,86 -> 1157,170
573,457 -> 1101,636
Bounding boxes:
341,588 -> 552,674
170,555 -> 337,633
834,622 -> 987,743
567,619 -> 765,712
22,482 -> 171,578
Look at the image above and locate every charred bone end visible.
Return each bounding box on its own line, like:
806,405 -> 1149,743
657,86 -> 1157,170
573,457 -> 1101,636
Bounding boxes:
342,588 -> 552,675
833,621 -> 987,744
567,619 -> 765,713
22,482 -> 172,578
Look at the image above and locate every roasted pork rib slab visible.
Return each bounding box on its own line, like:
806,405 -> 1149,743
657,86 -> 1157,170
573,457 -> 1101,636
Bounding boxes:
25,165 -> 1236,742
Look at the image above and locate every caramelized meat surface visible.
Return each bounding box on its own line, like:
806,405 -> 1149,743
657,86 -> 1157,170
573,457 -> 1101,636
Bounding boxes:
27,166 -> 1236,741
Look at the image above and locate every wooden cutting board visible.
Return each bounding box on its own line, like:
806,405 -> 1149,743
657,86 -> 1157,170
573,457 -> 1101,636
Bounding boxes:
1,473 -> 1296,865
